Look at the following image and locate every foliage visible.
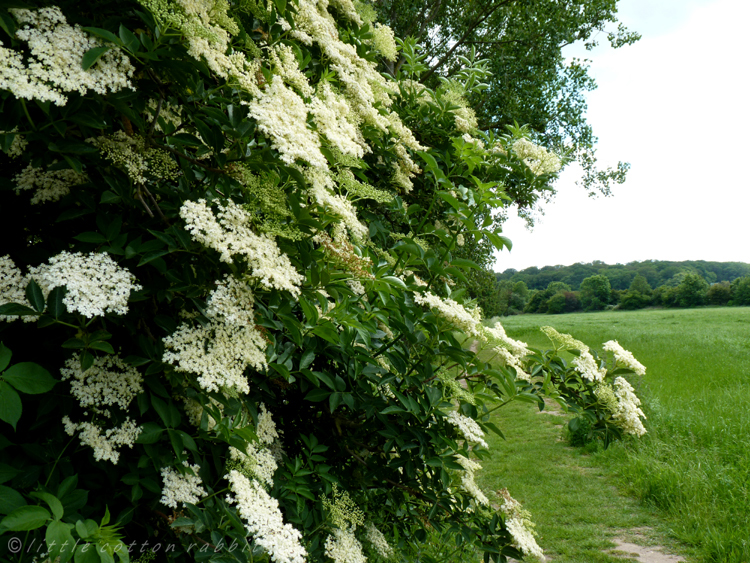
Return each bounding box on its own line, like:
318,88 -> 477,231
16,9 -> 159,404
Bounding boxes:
579,275 -> 611,311
0,1 -> 629,563
372,0 -> 639,206
706,281 -> 731,306
730,276 -> 750,306
674,273 -> 708,308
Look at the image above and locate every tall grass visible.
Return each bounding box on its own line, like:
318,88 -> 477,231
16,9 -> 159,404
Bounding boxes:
501,308 -> 750,562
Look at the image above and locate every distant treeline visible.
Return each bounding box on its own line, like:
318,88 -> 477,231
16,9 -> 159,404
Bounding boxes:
489,260 -> 750,316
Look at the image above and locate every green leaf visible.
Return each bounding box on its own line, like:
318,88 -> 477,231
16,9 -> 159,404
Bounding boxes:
81,46 -> 111,70
299,350 -> 315,370
47,520 -> 75,563
30,492 -> 64,520
0,485 -> 25,514
80,351 -> 94,373
99,191 -> 121,204
25,279 -> 45,312
81,27 -> 121,45
74,232 -> 108,244
0,505 -> 50,531
89,341 -> 115,354
3,362 -> 56,394
0,381 -> 22,430
47,286 -> 67,319
137,250 -> 170,266
0,343 -> 11,372
0,463 -> 20,485
0,303 -> 37,316
75,544 -> 100,563
450,258 -> 480,270
118,24 -> 140,52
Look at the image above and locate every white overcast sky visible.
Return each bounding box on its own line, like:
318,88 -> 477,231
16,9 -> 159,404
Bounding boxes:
493,0 -> 750,272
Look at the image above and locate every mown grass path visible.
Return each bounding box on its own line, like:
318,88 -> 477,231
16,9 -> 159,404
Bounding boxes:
478,399 -> 685,562
497,307 -> 750,562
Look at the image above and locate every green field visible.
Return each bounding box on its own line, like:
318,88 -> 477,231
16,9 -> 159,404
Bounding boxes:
495,307 -> 750,562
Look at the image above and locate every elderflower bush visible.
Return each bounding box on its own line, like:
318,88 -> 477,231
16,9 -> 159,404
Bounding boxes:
0,1 -> 625,562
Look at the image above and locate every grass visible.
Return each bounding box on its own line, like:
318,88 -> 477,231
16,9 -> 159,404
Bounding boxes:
496,307 -> 750,562
477,399 -> 674,562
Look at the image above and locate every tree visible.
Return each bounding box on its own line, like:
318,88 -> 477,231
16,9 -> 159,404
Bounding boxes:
579,275 -> 612,311
707,282 -> 731,306
374,0 -> 639,214
675,273 -> 709,308
731,277 -> 750,306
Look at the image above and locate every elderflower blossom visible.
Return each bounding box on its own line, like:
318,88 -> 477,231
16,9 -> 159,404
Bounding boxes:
572,349 -> 607,383
14,162 -> 88,204
483,322 -> 529,358
414,291 -> 482,338
446,411 -> 488,449
226,470 -> 307,563
88,132 -> 181,185
206,275 -> 256,326
229,443 -> 278,487
540,326 -> 587,352
162,320 -> 267,393
603,340 -> 646,376
512,138 -> 561,176
0,255 -> 33,323
160,461 -> 207,508
323,484 -> 365,529
180,199 -> 304,295
492,346 -> 531,382
455,455 -> 489,506
28,251 -> 141,318
63,416 -> 142,464
364,522 -> 394,559
245,79 -> 327,167
1,128 -> 27,158
497,488 -> 543,559
305,167 -> 368,241
612,377 -> 647,437
1,7 -> 134,106
60,354 -> 143,417
369,23 -> 398,61
256,403 -> 280,445
183,396 -> 222,430
310,83 -> 366,158
325,528 -> 367,563
270,43 -> 313,97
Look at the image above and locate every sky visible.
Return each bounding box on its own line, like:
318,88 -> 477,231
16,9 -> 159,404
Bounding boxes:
493,0 -> 750,273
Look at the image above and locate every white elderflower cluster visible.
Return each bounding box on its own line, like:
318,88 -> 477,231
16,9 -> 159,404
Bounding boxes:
512,138 -> 561,176
612,377 -> 647,437
455,455 -> 489,506
603,340 -> 646,376
310,83 -> 366,159
88,131 -> 181,185
0,255 -> 34,323
60,354 -> 143,417
305,167 -> 368,242
364,522 -> 394,559
446,411 -> 488,449
540,326 -> 587,352
62,416 -> 142,464
497,488 -> 543,559
229,443 -> 278,487
162,320 -> 267,393
491,346 -> 531,382
270,43 -> 313,97
226,470 -> 307,563
482,322 -> 529,359
325,528 -> 367,563
414,291 -> 482,338
1,128 -> 27,158
368,23 -> 398,62
180,199 -> 304,296
256,403 -> 280,445
1,7 -> 133,106
14,162 -> 88,204
160,460 -> 207,508
28,251 -> 142,318
245,80 -> 327,167
138,0 -> 261,96
572,349 -> 607,383
206,274 -> 256,326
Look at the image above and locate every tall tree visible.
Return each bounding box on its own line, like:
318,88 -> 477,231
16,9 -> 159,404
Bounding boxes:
373,0 -> 640,215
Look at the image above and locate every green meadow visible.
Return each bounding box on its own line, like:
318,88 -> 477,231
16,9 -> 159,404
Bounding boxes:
492,307 -> 750,562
